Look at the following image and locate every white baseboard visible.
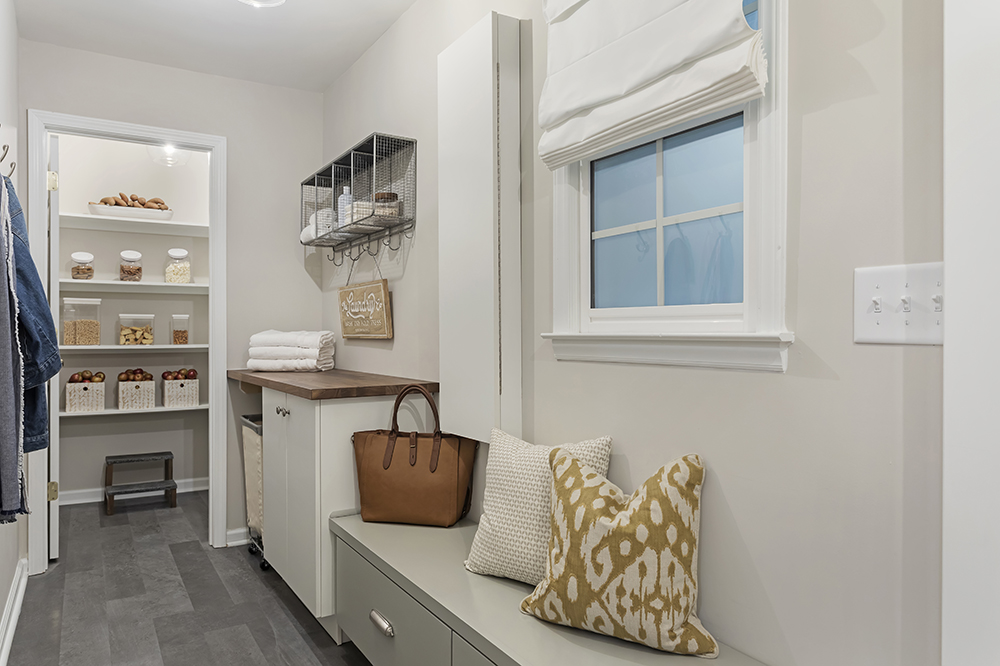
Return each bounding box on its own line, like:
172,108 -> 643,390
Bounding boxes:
60,477 -> 209,506
226,527 -> 249,547
0,558 -> 28,666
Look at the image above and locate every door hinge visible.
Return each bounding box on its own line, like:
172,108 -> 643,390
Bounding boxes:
46,171 -> 59,191
47,481 -> 58,501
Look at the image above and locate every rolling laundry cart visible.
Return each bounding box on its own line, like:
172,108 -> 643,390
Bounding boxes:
240,414 -> 269,571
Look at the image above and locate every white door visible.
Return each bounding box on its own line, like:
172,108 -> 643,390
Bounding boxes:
47,135 -> 60,560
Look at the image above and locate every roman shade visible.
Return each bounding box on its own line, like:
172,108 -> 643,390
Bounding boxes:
538,0 -> 768,170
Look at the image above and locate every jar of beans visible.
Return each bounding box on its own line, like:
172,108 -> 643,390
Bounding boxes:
119,250 -> 142,282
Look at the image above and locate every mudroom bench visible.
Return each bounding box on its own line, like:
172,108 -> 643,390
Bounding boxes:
330,514 -> 768,666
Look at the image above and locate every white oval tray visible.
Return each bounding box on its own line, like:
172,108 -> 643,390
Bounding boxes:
88,203 -> 174,221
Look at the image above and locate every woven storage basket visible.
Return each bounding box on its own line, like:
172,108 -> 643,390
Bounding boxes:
163,379 -> 199,408
66,382 -> 105,413
118,381 -> 155,410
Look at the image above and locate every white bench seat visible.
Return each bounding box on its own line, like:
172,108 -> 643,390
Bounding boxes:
330,514 -> 768,666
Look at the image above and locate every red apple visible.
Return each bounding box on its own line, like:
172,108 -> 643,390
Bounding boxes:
186,369 -> 198,380
69,373 -> 81,383
162,371 -> 172,380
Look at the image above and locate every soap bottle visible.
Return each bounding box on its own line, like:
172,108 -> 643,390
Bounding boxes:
338,186 -> 352,228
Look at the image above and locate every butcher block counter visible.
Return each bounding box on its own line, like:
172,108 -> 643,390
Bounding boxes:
227,368 -> 439,401
228,368 -> 439,642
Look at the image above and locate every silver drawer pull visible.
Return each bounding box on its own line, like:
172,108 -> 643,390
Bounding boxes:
369,609 -> 394,637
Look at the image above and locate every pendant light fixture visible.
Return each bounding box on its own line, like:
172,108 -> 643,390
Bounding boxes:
237,0 -> 286,7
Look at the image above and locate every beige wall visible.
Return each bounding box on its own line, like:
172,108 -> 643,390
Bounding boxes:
0,0 -> 22,606
320,1 -> 943,665
17,40 -> 325,529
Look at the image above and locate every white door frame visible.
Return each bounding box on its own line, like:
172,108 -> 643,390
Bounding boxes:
941,0 -> 1000,662
25,110 -> 228,573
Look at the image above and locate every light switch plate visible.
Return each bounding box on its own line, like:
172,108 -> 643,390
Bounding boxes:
854,262 -> 944,345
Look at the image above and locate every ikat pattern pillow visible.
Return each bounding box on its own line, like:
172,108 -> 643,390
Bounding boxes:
464,429 -> 613,586
521,449 -> 719,658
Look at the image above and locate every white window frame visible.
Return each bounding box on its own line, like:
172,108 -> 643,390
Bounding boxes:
543,0 -> 792,372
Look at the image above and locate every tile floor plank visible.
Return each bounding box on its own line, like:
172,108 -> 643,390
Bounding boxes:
204,624 -> 271,666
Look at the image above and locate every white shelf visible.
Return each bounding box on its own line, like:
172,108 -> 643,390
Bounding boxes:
59,344 -> 209,354
60,403 -> 209,419
59,279 -> 209,295
60,213 -> 209,238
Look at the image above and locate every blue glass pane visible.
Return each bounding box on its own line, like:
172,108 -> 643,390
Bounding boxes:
592,142 -> 656,232
663,213 -> 744,306
593,231 -> 657,308
662,115 -> 743,217
745,9 -> 758,29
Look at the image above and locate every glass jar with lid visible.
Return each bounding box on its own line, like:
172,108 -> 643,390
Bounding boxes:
119,250 -> 142,282
63,298 -> 101,346
70,252 -> 94,280
165,248 -> 191,284
171,314 -> 190,345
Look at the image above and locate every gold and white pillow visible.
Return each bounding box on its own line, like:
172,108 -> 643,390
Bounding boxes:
521,449 -> 718,658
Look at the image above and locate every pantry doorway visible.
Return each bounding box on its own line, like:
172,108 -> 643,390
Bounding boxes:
24,110 -> 228,575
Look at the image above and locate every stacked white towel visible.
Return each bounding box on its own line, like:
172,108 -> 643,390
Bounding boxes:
247,330 -> 335,372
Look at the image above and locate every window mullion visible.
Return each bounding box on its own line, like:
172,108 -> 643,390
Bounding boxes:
656,139 -> 665,307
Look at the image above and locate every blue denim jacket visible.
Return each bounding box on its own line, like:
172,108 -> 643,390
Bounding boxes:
5,177 -> 61,452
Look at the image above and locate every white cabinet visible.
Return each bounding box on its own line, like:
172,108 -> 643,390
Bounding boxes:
260,386 -> 434,634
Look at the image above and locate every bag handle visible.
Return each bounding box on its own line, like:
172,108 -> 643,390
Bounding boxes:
383,384 -> 444,473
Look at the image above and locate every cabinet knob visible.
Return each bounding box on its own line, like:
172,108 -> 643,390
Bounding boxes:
276,406 -> 282,415
369,609 -> 394,638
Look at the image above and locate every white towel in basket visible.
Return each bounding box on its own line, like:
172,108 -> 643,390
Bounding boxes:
249,330 -> 335,350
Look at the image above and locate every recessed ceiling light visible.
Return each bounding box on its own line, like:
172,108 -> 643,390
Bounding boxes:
237,0 -> 286,7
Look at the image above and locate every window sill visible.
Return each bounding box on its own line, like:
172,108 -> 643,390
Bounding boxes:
541,331 -> 795,372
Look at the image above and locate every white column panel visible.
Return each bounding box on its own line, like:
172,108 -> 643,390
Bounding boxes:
437,12 -> 521,443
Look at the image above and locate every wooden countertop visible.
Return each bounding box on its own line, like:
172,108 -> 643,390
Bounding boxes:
227,368 -> 439,401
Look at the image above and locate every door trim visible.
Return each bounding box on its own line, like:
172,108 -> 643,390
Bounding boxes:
25,110 -> 228,573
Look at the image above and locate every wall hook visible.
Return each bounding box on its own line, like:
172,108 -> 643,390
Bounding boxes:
383,231 -> 402,252
327,249 -> 344,266
0,145 -> 8,163
6,163 -> 14,178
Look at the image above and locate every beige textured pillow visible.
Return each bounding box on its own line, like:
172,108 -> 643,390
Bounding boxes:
521,449 -> 718,658
465,429 -> 613,585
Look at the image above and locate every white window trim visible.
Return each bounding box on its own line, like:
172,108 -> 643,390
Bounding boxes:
543,0 -> 792,372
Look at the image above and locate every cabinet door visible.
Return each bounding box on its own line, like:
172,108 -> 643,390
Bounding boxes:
262,389 -> 287,575
284,393 -> 320,615
453,633 -> 497,666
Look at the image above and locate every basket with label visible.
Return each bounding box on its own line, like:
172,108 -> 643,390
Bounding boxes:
162,368 -> 199,408
66,382 -> 105,413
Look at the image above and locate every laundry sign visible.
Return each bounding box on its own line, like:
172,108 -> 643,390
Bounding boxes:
338,279 -> 393,339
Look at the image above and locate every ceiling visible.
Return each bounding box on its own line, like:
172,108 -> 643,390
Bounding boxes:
13,0 -> 419,92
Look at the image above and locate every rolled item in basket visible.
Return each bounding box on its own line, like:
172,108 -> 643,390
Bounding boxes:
247,357 -> 334,373
249,330 -> 335,350
249,346 -> 333,363
299,223 -> 317,244
309,208 -> 334,233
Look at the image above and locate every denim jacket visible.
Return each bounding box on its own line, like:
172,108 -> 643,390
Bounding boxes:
5,177 -> 61,452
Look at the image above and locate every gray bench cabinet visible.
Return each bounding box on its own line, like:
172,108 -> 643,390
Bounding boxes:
331,515 -> 770,666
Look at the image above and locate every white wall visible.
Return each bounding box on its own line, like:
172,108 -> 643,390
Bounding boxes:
18,39 -> 325,531
320,1 -> 944,665
941,0 -> 1000,663
0,0 -> 22,611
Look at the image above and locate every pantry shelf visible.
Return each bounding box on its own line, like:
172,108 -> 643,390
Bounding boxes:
59,344 -> 209,354
60,404 -> 209,419
60,213 -> 209,238
59,279 -> 209,295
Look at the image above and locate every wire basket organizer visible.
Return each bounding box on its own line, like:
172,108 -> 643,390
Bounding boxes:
301,133 -> 416,253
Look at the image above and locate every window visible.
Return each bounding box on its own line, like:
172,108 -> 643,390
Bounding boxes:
545,0 -> 792,372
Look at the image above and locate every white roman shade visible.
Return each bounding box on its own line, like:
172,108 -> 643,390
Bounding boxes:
538,0 -> 768,170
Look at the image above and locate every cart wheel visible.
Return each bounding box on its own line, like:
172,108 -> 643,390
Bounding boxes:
248,543 -> 259,557
260,559 -> 270,571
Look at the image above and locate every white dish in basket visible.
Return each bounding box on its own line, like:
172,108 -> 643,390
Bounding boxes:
88,203 -> 174,221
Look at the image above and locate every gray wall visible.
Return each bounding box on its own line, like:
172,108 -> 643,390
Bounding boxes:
17,40 -> 325,529
319,1 -> 944,665
0,0 -> 22,604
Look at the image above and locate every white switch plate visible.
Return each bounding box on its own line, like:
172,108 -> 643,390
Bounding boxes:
854,262 -> 944,345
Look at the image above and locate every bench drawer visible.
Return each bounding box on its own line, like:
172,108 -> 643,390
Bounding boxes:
336,538 -> 451,666
453,633 -> 496,666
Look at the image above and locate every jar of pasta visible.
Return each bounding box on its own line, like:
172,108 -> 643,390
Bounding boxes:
165,248 -> 191,284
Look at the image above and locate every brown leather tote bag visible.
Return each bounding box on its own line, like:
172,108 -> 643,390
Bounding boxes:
353,384 -> 477,527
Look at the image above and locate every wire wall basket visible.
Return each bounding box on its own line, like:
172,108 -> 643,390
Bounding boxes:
300,133 -> 416,253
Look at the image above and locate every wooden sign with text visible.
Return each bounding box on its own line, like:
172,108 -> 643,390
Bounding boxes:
338,279 -> 393,339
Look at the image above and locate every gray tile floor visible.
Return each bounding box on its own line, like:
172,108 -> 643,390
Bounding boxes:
9,491 -> 371,666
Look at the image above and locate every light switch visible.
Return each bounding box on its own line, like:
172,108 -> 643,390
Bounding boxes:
854,262 -> 943,345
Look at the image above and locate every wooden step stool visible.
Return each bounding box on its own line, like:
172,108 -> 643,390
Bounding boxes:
104,451 -> 177,515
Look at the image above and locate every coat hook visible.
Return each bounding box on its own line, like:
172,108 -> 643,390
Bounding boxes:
6,163 -> 14,178
0,145 -> 8,163
384,231 -> 402,252
327,250 -> 344,266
